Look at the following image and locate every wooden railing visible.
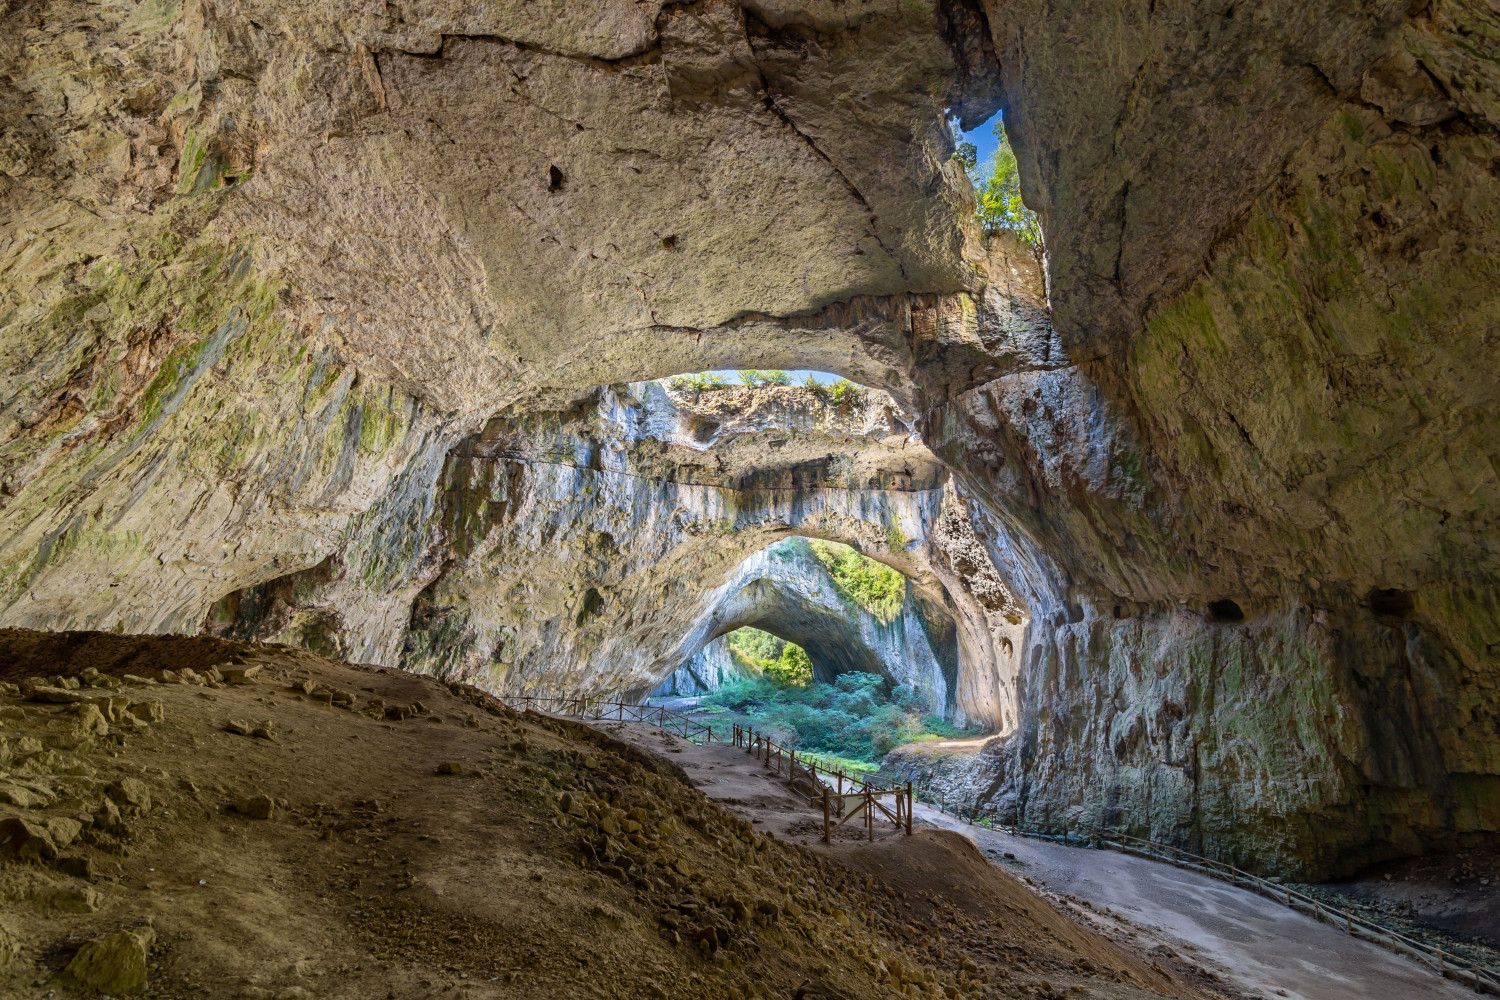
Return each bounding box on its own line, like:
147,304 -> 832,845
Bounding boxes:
909,786 -> 1499,996
496,695 -> 717,746
730,723 -> 911,843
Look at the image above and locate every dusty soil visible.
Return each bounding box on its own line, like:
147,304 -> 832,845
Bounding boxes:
2,629 -> 1220,1000
596,721 -> 1230,999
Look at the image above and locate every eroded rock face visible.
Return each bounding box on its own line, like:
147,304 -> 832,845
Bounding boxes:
204,382 -> 1022,727
0,0 -> 1001,636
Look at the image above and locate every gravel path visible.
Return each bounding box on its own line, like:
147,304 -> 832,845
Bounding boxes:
917,806 -> 1479,1000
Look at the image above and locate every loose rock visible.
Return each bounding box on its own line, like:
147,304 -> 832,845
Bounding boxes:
64,927 -> 155,995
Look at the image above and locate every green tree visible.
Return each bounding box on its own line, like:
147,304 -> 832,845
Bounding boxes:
969,121 -> 1041,247
766,642 -> 813,687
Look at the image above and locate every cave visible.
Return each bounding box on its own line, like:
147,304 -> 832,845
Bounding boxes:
0,0 -> 1496,996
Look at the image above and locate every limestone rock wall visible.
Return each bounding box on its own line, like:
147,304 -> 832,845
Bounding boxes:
652,635 -> 746,698
205,381 -> 1023,727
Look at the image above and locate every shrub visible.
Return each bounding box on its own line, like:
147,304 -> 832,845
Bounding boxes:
668,372 -> 730,391
692,670 -> 971,765
737,369 -> 792,387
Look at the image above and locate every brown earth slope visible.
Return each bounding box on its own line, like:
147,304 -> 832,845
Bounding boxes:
0,629 -> 1218,1000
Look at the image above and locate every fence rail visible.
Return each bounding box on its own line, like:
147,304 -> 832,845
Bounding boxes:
1098,832 -> 1500,996
907,786 -> 1499,996
730,724 -> 911,844
496,695 -> 717,746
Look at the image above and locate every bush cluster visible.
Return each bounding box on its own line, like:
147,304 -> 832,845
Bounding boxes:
699,671 -> 965,764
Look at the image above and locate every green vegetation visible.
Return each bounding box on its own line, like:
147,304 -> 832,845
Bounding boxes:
804,376 -> 863,408
724,627 -> 812,687
808,540 -> 906,624
736,369 -> 792,386
690,671 -> 967,764
954,118 -> 1041,247
668,371 -> 730,392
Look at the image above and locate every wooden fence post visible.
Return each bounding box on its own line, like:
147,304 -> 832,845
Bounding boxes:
867,790 -> 874,841
906,781 -> 913,835
823,787 -> 831,845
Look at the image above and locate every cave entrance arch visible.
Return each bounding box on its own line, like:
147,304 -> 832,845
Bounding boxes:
655,537 -> 961,720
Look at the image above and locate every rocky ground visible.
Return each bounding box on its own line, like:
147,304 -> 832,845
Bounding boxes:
1289,850 -> 1500,971
0,628 -> 1216,1000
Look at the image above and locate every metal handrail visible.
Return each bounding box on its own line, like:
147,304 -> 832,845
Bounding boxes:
906,781 -> 1499,996
1097,832 -> 1499,994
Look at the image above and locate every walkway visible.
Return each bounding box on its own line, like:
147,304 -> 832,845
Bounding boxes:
585,716 -> 1478,1000
918,806 -> 1478,1000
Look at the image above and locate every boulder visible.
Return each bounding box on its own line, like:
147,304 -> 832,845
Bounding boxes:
106,777 -> 152,812
234,794 -> 277,819
49,885 -> 102,913
64,927 -> 155,995
128,700 -> 166,724
0,816 -> 58,860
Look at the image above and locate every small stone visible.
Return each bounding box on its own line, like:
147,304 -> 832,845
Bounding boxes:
0,782 -> 47,808
64,927 -> 154,995
128,701 -> 165,724
435,762 -> 463,775
22,684 -> 85,704
224,719 -> 253,736
0,815 -> 58,860
107,777 -> 152,812
583,755 -> 598,770
120,674 -> 156,686
0,923 -> 18,967
223,665 -> 263,684
70,703 -> 111,738
95,796 -> 124,832
57,855 -> 98,879
15,736 -> 42,754
45,816 -> 83,848
234,794 -> 277,819
50,885 -> 102,913
465,713 -> 481,728
250,725 -> 275,741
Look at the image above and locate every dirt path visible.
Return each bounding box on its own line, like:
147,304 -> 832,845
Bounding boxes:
592,721 -> 1478,1000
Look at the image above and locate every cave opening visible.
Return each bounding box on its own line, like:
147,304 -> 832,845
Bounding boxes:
646,534 -> 983,766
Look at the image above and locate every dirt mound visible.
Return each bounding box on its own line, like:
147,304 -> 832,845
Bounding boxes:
0,628 -> 271,681
0,629 -> 1220,999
